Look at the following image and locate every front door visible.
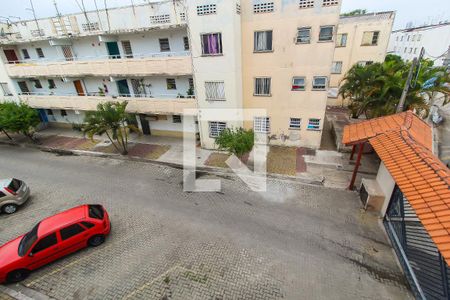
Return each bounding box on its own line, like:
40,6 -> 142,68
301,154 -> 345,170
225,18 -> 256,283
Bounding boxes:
17,81 -> 30,94
3,49 -> 18,63
106,42 -> 121,59
26,232 -> 59,270
73,80 -> 85,96
139,114 -> 151,135
116,79 -> 130,97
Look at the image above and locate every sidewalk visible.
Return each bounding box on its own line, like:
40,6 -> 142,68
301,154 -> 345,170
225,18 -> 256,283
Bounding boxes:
0,126 -> 379,190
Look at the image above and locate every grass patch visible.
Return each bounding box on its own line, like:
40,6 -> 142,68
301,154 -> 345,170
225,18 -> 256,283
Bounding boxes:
267,146 -> 297,176
204,153 -> 231,168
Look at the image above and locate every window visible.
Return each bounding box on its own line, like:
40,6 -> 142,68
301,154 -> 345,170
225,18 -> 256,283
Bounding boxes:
88,205 -> 104,219
209,121 -> 227,138
60,109 -> 67,116
32,79 -> 42,89
312,76 -> 327,90
357,61 -> 373,67
46,109 -> 53,115
197,4 -> 216,15
396,36 -> 399,41
254,77 -> 271,96
414,48 -> 417,54
361,31 -> 379,46
188,78 -> 194,90
404,47 -> 407,53
48,79 -> 56,89
205,81 -> 225,100
292,77 -> 305,91
400,36 -> 404,41
236,3 -> 241,14
31,233 -> 57,254
319,26 -> 334,42
121,41 -> 133,58
81,22 -> 100,31
166,78 -> 176,90
172,115 -> 182,123
159,38 -> 170,52
409,48 -> 413,53
417,34 -> 422,41
81,221 -> 95,229
299,0 -> 314,9
407,35 -> 410,41
289,118 -> 302,130
18,223 -> 39,257
150,14 -> 171,24
201,33 -> 223,55
322,0 -> 339,6
36,48 -> 44,58
0,83 -> 12,96
254,30 -> 273,52
183,36 -> 190,50
296,27 -> 311,44
60,224 -> 85,241
21,49 -> 30,59
336,33 -> 347,47
254,117 -> 270,133
179,12 -> 186,21
18,81 -> 30,94
412,35 -> 416,42
253,2 -> 274,13
331,61 -> 342,74
307,118 -> 321,130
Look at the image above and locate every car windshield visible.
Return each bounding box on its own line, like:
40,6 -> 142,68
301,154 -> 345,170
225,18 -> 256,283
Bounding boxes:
8,178 -> 21,192
18,223 -> 40,257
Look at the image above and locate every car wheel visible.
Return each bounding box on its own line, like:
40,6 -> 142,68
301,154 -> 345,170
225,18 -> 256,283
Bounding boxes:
2,204 -> 18,214
6,269 -> 29,283
88,235 -> 105,247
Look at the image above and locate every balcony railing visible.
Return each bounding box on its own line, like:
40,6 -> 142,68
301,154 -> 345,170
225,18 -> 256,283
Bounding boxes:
5,52 -> 193,78
19,93 -> 197,115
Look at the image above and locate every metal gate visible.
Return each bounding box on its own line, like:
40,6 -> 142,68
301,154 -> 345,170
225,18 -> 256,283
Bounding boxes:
384,186 -> 450,299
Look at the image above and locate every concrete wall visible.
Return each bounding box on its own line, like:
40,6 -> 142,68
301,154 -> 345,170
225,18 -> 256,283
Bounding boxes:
376,162 -> 396,217
328,12 -> 395,106
187,0 -> 243,149
241,0 -> 341,148
388,23 -> 450,67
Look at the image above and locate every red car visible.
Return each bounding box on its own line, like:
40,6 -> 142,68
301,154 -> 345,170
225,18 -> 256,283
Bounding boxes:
0,204 -> 111,283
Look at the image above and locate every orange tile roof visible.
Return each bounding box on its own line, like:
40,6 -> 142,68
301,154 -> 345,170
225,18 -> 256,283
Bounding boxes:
370,130 -> 450,263
342,111 -> 450,264
342,111 -> 432,150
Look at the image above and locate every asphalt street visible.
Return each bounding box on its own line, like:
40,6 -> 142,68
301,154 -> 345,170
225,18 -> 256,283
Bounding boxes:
0,144 -> 412,299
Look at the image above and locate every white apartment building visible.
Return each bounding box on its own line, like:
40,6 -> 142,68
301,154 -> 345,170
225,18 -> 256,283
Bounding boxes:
0,0 -> 342,149
388,22 -> 450,67
328,11 -> 395,106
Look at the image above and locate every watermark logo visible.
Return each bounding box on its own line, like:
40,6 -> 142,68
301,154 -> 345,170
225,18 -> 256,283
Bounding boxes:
183,108 -> 268,192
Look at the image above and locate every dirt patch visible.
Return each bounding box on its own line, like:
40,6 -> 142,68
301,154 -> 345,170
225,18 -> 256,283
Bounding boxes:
204,153 -> 231,168
267,146 -> 297,176
127,143 -> 170,160
93,143 -> 122,154
73,139 -> 100,151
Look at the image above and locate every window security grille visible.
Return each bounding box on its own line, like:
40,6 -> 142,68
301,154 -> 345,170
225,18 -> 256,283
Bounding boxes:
209,122 -> 227,138
307,119 -> 321,130
197,4 -> 217,15
205,81 -> 225,100
254,31 -> 273,52
254,117 -> 270,133
312,76 -> 327,90
299,0 -> 314,9
296,27 -> 311,43
253,2 -> 274,13
150,14 -> 171,24
289,118 -> 302,129
254,78 -> 271,96
331,61 -> 342,74
81,22 -> 99,31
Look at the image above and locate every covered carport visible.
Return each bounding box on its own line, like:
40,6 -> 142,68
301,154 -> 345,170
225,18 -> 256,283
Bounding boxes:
342,111 -> 450,299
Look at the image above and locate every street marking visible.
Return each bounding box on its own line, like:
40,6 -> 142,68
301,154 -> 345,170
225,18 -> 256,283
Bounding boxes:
123,265 -> 186,300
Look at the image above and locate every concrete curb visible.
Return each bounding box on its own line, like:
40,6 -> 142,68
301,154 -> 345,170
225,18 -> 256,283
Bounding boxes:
0,284 -> 53,300
0,139 -> 325,186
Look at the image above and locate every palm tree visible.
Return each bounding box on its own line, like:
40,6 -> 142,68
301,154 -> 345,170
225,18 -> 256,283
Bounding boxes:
83,101 -> 140,155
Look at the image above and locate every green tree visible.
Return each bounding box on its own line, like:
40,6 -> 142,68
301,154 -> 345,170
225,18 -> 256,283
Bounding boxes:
339,55 -> 450,119
214,128 -> 254,158
82,101 -> 140,155
0,102 -> 40,142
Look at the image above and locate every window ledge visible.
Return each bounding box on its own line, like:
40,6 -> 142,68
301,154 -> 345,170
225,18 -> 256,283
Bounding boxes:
289,128 -> 301,131
253,50 -> 274,53
291,89 -> 305,91
206,99 -> 226,101
253,94 -> 272,97
335,45 -> 347,48
361,44 -> 378,47
307,129 -> 322,131
201,54 -> 224,57
295,41 -> 311,45
317,40 -> 333,43
330,72 -> 342,74
312,88 -> 326,91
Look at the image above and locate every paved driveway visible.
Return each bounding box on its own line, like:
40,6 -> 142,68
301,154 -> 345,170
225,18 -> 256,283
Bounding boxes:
0,145 -> 411,299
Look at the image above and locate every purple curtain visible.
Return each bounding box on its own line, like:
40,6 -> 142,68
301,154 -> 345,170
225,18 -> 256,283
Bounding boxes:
207,34 -> 218,54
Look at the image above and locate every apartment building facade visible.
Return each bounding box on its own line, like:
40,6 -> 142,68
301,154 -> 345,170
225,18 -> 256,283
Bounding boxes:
328,11 -> 395,106
0,0 -> 342,149
388,22 -> 450,67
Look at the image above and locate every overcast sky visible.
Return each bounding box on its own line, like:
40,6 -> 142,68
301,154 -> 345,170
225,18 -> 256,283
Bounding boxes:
0,0 -> 449,30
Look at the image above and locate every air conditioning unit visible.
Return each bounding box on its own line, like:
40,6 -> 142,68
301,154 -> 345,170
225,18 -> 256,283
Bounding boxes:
359,178 -> 385,213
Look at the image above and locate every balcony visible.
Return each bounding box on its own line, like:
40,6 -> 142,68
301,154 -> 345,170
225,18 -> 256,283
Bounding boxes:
19,93 -> 197,116
5,52 -> 192,78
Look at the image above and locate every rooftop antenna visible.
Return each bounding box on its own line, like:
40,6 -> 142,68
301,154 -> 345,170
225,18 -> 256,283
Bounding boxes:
103,0 -> 111,32
130,0 -> 136,16
28,0 -> 43,36
74,0 -> 91,28
52,0 -> 68,35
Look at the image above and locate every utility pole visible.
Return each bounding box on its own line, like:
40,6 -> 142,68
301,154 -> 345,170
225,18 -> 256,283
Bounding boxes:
396,57 -> 417,113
